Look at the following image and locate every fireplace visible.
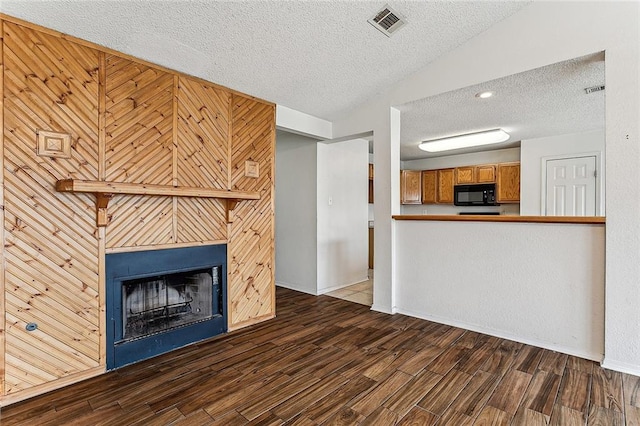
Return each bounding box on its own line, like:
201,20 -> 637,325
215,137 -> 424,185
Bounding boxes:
106,245 -> 227,370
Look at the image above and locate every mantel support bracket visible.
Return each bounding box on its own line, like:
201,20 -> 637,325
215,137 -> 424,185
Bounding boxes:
95,193 -> 113,227
224,199 -> 239,223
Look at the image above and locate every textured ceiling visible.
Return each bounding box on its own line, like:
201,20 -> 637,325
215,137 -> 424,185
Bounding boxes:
398,52 -> 606,160
0,0 -> 529,122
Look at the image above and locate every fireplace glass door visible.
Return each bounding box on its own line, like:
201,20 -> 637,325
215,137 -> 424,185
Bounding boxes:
121,267 -> 221,342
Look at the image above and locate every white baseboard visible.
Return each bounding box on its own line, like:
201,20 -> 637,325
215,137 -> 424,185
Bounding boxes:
601,358 -> 640,376
395,307 -> 603,362
317,276 -> 369,295
275,281 -> 318,296
277,277 -> 371,297
371,304 -> 394,315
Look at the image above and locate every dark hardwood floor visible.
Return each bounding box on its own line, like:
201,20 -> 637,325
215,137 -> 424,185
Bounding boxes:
2,287 -> 639,425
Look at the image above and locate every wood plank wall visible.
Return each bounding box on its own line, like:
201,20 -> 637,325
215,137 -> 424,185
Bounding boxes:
2,21 -> 102,398
229,95 -> 276,329
0,15 -> 276,403
104,56 -> 175,248
0,19 -> 6,400
175,78 -> 230,244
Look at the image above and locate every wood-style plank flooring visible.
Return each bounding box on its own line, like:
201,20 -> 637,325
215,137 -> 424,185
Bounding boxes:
2,287 -> 639,425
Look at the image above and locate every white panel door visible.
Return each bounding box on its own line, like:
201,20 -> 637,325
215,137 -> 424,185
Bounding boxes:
545,156 -> 597,216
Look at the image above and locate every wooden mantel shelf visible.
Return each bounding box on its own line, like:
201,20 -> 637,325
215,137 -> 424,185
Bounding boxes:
56,179 -> 260,226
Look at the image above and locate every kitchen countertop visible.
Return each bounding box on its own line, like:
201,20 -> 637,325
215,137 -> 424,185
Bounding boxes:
392,215 -> 605,224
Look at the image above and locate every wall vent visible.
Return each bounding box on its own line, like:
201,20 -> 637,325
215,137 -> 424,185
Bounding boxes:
368,4 -> 407,37
585,85 -> 605,94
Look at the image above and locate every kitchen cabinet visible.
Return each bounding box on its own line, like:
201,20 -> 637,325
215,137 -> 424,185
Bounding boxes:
455,164 -> 496,184
401,170 -> 422,204
455,166 -> 475,184
437,168 -> 455,204
497,162 -> 520,203
368,227 -> 374,269
409,162 -> 512,205
421,170 -> 437,204
368,164 -> 374,204
476,164 -> 496,183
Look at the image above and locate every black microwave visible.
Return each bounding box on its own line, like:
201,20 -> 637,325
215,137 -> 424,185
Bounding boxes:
454,183 -> 498,206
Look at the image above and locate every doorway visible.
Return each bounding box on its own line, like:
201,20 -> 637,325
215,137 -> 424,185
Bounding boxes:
544,155 -> 598,216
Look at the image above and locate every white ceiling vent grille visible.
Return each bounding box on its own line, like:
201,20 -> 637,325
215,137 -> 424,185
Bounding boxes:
368,5 -> 407,37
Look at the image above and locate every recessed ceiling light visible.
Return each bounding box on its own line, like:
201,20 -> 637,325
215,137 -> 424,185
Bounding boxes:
475,91 -> 494,99
418,129 -> 510,153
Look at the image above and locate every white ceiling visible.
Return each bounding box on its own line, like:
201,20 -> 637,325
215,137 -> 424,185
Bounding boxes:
0,0 -> 529,122
2,1 -> 604,161
398,52 -> 606,160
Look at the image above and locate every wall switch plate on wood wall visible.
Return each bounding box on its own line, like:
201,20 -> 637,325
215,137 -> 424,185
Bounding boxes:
245,160 -> 259,178
36,129 -> 72,159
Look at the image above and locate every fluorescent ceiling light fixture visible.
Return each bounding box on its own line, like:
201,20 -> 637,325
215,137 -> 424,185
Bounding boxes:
418,129 -> 510,153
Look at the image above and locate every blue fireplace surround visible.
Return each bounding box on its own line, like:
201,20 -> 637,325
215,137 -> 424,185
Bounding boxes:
105,244 -> 227,370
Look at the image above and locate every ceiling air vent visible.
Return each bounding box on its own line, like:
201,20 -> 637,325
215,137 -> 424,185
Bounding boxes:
368,4 -> 407,37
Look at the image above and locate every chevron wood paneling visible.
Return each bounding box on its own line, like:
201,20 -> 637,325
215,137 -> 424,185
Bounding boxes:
228,95 -> 275,328
105,55 -> 173,185
175,77 -> 230,243
105,195 -> 174,249
176,77 -> 230,188
105,55 -> 174,248
0,18 -> 6,398
176,198 -> 227,243
2,22 -> 100,395
1,15 -> 276,403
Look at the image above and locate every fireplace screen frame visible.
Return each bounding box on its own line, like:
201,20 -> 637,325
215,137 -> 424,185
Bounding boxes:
106,244 -> 227,370
121,267 -> 219,342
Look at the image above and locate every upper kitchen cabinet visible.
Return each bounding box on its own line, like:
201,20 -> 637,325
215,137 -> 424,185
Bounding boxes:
476,164 -> 496,183
401,170 -> 422,204
437,169 -> 455,204
455,166 -> 475,184
455,164 -> 496,184
497,162 -> 521,203
421,170 -> 437,204
368,164 -> 374,204
414,163 -> 512,205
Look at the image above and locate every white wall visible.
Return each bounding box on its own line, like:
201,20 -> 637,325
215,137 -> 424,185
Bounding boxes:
276,105 -> 332,140
401,147 -> 521,170
395,221 -> 605,360
403,203 -> 520,216
275,131 -> 318,294
520,130 -> 605,216
332,2 -> 640,374
317,139 -> 369,292
276,133 -> 369,295
401,147 -> 521,215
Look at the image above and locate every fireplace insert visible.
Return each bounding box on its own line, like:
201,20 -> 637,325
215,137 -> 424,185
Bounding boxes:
106,245 -> 227,370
